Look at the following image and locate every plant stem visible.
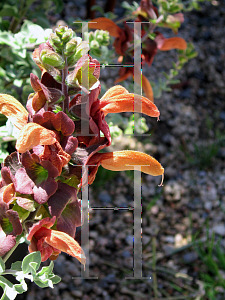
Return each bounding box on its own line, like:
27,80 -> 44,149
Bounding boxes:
62,63 -> 69,113
115,14 -> 136,24
2,237 -> 21,263
9,0 -> 35,33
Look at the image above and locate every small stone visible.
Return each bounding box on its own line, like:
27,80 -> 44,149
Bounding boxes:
162,245 -> 174,256
58,282 -> 67,290
150,205 -> 159,215
164,182 -> 182,201
213,224 -> 225,236
71,289 -> 83,298
61,291 -> 74,300
175,234 -> 184,247
98,190 -> 112,203
183,251 -> 198,264
162,235 -> 175,244
105,273 -> 116,283
125,235 -> 134,246
204,201 -> 212,211
122,250 -> 131,258
93,285 -> 103,295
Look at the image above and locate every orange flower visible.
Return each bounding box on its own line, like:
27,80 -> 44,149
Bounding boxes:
0,183 -> 15,204
115,67 -> 154,102
27,216 -> 86,264
16,123 -> 57,153
95,85 -> 159,118
88,150 -> 164,185
94,150 -> 163,175
0,94 -> 28,129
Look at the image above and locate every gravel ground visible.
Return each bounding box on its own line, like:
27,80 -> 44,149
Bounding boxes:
15,1 -> 225,299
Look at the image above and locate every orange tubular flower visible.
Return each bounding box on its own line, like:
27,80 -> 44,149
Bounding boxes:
96,85 -> 159,118
0,183 -> 15,204
27,216 -> 86,265
87,150 -> 164,186
0,94 -> 28,129
115,67 -> 154,102
93,150 -> 163,175
0,94 -> 57,153
16,123 -> 57,153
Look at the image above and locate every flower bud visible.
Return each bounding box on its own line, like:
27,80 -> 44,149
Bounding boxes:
49,33 -> 62,46
96,33 -> 103,44
64,38 -> 78,56
67,41 -> 89,67
40,49 -> 65,69
98,30 -> 109,46
55,28 -> 63,38
61,28 -> 73,43
55,25 -> 68,37
90,40 -> 99,50
88,31 -> 94,43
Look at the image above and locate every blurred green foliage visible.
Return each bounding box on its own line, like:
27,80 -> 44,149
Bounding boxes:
0,0 -> 64,104
193,230 -> 225,299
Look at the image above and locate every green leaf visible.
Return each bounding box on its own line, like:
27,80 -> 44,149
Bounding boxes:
37,261 -> 54,277
91,5 -> 104,15
0,275 -> 17,300
1,218 -> 13,235
0,257 -> 5,275
34,261 -> 61,288
12,203 -> 30,221
51,0 -> 64,13
169,79 -> 180,85
34,274 -> 61,288
59,175 -> 80,188
11,261 -> 22,272
50,275 -> 61,284
0,32 -> 16,47
22,252 -> 41,275
0,4 -> 18,18
13,280 -> 27,294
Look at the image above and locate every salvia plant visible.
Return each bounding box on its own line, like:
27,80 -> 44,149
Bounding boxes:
0,23 -> 164,299
88,0 -> 198,101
